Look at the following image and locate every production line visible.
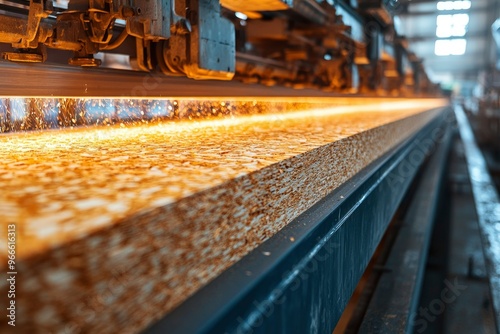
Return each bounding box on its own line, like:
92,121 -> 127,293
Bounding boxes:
0,98 -> 446,333
0,0 -> 499,333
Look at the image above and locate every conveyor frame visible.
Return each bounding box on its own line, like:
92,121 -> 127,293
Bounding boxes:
358,113 -> 452,333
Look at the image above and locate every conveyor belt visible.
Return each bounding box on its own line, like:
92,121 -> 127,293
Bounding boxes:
0,99 -> 447,333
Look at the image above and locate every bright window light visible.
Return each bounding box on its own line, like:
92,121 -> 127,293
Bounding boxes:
434,39 -> 467,56
437,14 -> 452,26
437,1 -> 471,11
453,13 -> 469,26
436,14 -> 468,38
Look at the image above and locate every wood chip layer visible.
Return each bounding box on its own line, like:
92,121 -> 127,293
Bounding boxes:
0,99 -> 447,333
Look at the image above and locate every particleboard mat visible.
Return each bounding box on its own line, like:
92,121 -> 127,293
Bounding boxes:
0,99 -> 447,333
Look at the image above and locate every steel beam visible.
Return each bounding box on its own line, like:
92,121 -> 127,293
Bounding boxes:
0,58 -> 397,98
359,118 -> 452,333
400,5 -> 495,17
406,30 -> 491,42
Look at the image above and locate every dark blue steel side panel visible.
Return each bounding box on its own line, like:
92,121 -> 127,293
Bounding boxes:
145,108 -> 451,334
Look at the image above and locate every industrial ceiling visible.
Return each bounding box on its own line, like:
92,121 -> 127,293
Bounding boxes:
396,0 -> 500,82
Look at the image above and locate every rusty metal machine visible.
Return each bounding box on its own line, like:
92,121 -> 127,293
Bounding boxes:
0,0 -> 436,95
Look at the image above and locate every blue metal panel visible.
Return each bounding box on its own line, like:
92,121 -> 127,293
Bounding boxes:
359,122 -> 452,333
145,108 -> 451,334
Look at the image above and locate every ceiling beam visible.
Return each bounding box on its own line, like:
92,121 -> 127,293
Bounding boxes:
431,68 -> 487,77
398,5 -> 494,17
406,30 -> 491,42
403,0 -> 438,3
425,52 -> 491,59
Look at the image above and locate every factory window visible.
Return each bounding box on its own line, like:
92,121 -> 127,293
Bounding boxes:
434,39 -> 467,56
437,1 -> 471,11
436,14 -> 469,38
435,0 -> 469,56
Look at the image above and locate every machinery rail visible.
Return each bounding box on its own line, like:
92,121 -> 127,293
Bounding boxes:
0,59 -> 391,98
